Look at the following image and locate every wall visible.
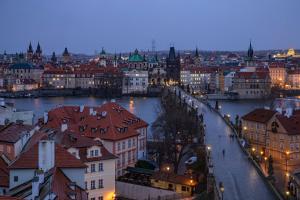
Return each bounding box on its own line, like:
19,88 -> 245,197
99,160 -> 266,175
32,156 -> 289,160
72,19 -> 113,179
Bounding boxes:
9,169 -> 35,189
116,181 -> 183,200
85,159 -> 116,200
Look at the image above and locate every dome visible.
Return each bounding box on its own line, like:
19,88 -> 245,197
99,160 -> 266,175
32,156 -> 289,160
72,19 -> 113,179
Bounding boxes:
287,48 -> 296,56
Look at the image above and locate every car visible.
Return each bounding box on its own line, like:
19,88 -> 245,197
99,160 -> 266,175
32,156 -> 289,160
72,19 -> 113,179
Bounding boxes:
185,156 -> 197,165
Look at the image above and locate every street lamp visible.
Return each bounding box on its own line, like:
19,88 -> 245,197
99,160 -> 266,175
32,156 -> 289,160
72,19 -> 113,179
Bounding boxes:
264,157 -> 268,173
286,191 -> 290,200
286,151 -> 290,173
219,182 -> 224,200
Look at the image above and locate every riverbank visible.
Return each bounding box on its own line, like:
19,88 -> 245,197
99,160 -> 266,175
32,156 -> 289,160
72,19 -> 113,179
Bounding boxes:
0,87 -> 162,98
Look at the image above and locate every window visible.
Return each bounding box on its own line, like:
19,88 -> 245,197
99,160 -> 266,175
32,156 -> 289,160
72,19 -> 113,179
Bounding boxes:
91,164 -> 96,172
14,176 -> 18,182
118,142 -> 121,151
182,186 -> 187,191
90,150 -> 94,157
91,198 -> 95,200
99,163 -> 103,171
85,181 -> 87,190
95,149 -> 99,156
98,197 -> 103,200
98,179 -> 103,188
91,180 -> 96,190
128,139 -> 131,148
132,138 -> 136,146
122,141 -> 125,150
128,151 -> 131,162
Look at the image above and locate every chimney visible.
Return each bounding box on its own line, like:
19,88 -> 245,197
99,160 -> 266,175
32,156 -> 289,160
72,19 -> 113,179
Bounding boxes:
38,140 -> 55,172
61,123 -> 68,132
111,99 -> 116,103
0,98 -> 5,106
80,105 -> 84,112
43,112 -> 48,124
285,108 -> 293,118
89,108 -> 93,115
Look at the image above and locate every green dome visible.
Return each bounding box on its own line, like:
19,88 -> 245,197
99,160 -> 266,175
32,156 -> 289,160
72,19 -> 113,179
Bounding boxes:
128,49 -> 144,62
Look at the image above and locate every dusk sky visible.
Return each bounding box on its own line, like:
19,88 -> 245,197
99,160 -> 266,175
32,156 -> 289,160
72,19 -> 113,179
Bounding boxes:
1,0 -> 300,54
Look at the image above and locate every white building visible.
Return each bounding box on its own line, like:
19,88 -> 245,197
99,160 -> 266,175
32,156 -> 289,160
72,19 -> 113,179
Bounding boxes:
224,71 -> 235,92
180,67 -> 212,92
122,69 -> 148,94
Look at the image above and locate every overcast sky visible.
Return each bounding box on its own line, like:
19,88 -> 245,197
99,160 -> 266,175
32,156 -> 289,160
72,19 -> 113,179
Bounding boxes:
0,0 -> 299,54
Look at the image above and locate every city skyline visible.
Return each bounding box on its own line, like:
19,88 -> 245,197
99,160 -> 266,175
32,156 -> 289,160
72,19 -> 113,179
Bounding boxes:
1,0 -> 300,54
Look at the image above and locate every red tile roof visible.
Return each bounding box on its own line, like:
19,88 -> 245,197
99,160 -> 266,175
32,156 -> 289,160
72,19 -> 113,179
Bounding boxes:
235,71 -> 270,79
276,115 -> 300,135
0,123 -> 33,143
42,102 -> 148,141
0,153 -> 9,187
242,109 -> 277,123
51,130 -> 117,161
51,167 -> 88,200
9,142 -> 86,169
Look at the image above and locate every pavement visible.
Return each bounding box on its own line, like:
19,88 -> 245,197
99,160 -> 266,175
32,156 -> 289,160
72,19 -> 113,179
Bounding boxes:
176,88 -> 278,200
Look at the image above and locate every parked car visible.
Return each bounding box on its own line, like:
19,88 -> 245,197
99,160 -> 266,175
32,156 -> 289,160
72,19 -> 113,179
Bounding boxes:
185,156 -> 197,165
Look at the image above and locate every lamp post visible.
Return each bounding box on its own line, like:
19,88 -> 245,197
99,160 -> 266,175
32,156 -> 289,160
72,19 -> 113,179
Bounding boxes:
264,156 -> 268,173
286,190 -> 290,200
286,151 -> 290,173
219,182 -> 224,200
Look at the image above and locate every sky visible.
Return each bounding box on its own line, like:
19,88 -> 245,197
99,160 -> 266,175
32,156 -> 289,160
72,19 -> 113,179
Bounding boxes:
0,0 -> 300,54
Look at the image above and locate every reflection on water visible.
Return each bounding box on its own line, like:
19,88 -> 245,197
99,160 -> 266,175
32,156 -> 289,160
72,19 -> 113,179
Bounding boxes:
208,99 -> 272,118
6,96 -> 160,137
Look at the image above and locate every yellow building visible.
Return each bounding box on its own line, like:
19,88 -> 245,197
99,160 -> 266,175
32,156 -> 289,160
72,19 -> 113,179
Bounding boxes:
268,63 -> 287,87
150,171 -> 197,196
242,109 -> 300,168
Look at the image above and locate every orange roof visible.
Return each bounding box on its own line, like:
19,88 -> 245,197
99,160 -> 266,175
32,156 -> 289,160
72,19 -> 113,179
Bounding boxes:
51,167 -> 88,200
235,71 -> 270,79
0,123 -> 33,143
9,142 -> 86,169
242,109 -> 277,123
0,153 -> 9,187
276,115 -> 300,135
43,102 -> 148,141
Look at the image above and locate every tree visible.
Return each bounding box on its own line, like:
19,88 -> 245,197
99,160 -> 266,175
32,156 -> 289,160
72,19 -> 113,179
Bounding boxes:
151,89 -> 204,173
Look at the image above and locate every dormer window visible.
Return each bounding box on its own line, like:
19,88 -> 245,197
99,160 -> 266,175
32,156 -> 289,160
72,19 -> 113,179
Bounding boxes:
95,149 -> 99,156
91,127 -> 97,133
90,150 -> 94,157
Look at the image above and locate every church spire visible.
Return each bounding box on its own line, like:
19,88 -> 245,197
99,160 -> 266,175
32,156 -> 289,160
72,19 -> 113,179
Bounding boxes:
36,42 -> 42,54
28,42 -> 33,53
195,47 -> 199,57
247,40 -> 254,60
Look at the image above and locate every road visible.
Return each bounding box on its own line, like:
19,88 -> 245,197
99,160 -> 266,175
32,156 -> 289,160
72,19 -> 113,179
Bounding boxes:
176,88 -> 277,200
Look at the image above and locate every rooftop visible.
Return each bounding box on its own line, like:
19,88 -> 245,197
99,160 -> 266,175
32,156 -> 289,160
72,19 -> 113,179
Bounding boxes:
0,123 -> 33,143
242,109 -> 277,123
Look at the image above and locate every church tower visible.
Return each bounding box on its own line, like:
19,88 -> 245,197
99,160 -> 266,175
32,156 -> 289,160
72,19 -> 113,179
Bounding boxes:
194,47 -> 201,66
27,42 -> 33,61
51,52 -> 57,64
63,47 -> 71,63
246,41 -> 255,67
99,47 -> 107,67
35,42 -> 42,61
